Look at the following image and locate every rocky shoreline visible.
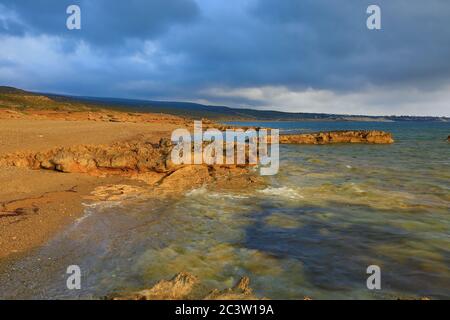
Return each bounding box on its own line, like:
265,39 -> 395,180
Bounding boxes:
0,106 -> 399,300
0,129 -> 395,175
0,129 -> 394,194
0,136 -> 264,196
0,123 -> 394,260
279,130 -> 394,144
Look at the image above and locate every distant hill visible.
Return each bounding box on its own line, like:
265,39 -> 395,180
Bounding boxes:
0,86 -> 448,122
0,86 -> 31,95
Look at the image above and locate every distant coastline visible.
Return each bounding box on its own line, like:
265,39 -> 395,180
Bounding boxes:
1,86 -> 448,122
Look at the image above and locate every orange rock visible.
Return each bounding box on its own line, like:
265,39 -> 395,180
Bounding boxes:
279,130 -> 394,144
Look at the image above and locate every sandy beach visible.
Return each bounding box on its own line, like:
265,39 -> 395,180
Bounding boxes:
0,109 -> 189,260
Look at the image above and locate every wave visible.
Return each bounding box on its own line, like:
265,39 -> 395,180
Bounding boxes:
258,186 -> 304,199
186,187 -> 249,199
208,193 -> 249,200
82,201 -> 122,210
185,186 -> 208,196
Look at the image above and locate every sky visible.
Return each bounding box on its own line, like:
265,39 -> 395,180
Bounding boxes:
0,0 -> 449,116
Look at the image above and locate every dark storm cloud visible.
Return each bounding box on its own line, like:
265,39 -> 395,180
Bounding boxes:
251,0 -> 450,89
0,0 -> 449,115
159,0 -> 450,91
0,0 -> 199,45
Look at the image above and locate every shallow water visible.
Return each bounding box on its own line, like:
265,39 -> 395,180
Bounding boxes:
0,121 -> 449,299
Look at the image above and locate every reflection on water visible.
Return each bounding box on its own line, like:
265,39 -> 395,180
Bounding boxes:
0,121 -> 449,299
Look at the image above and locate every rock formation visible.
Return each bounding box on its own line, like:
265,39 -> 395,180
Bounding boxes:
0,138 -> 173,174
279,130 -> 394,144
0,137 -> 264,195
0,130 -> 395,175
109,272 -> 260,300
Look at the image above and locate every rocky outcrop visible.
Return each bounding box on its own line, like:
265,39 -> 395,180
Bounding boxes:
109,272 -> 260,300
0,138 -> 174,175
0,138 -> 264,194
447,135 -> 450,142
279,130 -> 394,144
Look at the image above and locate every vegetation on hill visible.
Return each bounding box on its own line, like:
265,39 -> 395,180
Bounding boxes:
0,86 -> 101,112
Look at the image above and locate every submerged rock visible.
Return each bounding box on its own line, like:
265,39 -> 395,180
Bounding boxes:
204,276 -> 258,300
109,272 -> 260,300
279,130 -> 394,144
111,272 -> 200,300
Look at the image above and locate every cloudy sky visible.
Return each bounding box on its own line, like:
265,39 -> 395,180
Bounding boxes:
0,0 -> 449,116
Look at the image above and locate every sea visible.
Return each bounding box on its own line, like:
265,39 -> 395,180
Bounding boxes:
0,121 -> 449,299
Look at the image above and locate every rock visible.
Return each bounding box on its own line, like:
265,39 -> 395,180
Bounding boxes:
279,130 -> 394,144
447,135 -> 450,142
158,165 -> 212,192
0,206 -> 39,218
0,139 -> 170,175
0,138 -> 265,194
51,150 -> 84,172
110,153 -> 137,169
85,184 -> 150,202
109,272 -> 260,300
204,276 -> 259,300
111,272 -> 200,300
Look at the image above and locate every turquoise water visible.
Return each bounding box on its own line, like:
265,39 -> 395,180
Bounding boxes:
0,121 -> 449,299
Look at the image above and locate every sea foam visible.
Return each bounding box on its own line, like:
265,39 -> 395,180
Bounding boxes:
258,186 -> 304,199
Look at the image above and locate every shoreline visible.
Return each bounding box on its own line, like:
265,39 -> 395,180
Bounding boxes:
0,107 -> 447,300
0,107 -> 265,262
0,107 -> 395,262
0,160 -> 160,260
0,108 -> 188,260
